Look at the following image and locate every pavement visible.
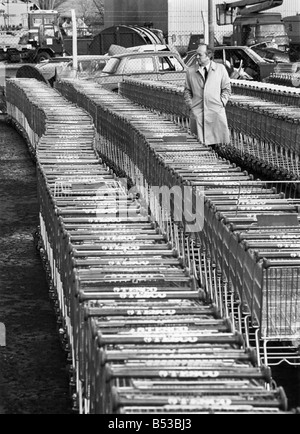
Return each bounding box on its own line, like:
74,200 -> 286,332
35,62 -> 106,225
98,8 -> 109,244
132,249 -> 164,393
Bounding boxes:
0,119 -> 71,414
0,372 -> 6,414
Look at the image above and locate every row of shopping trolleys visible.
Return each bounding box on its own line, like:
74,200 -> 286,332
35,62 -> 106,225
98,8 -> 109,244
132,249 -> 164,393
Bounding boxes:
4,77 -> 294,414
118,77 -> 300,180
54,78 -> 300,348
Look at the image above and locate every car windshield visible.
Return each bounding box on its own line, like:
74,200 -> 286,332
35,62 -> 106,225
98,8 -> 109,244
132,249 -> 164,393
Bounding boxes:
44,27 -> 55,37
257,24 -> 287,37
77,59 -> 108,73
217,48 -> 265,63
102,58 -> 120,74
241,48 -> 266,63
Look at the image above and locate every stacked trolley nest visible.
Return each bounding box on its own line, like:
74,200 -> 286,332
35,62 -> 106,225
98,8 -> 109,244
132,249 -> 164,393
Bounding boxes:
118,77 -> 300,181
266,63 -> 300,88
225,80 -> 300,180
5,77 -> 293,414
55,79 -> 300,367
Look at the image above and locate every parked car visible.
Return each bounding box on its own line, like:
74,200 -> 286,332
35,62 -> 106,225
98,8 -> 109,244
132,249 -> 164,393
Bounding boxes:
56,55 -> 111,79
16,55 -> 111,86
250,42 -> 290,63
184,46 -> 278,81
89,51 -> 187,92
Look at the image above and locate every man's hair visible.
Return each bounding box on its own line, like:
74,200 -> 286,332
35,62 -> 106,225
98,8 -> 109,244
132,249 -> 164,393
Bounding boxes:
197,43 -> 215,59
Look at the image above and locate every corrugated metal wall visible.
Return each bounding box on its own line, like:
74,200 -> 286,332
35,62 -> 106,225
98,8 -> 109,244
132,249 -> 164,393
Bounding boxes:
104,0 -> 169,34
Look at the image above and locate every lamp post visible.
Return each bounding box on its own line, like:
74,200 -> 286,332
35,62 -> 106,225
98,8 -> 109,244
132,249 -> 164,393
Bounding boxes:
6,0 -> 9,28
208,0 -> 215,48
71,9 -> 78,75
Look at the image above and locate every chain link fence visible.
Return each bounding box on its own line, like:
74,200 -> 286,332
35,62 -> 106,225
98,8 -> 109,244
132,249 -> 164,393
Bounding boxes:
0,26 -> 232,61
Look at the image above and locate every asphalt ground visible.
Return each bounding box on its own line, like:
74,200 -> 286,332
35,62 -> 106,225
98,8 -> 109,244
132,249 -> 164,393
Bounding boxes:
0,119 -> 71,414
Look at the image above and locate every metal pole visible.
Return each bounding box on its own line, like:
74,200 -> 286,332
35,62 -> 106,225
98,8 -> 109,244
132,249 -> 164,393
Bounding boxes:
71,9 -> 78,74
208,0 -> 215,48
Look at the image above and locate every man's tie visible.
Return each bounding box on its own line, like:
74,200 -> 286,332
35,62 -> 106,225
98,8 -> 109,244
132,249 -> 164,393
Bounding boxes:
204,67 -> 209,82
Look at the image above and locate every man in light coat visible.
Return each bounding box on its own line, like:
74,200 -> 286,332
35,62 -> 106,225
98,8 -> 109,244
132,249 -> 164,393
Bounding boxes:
184,44 -> 231,146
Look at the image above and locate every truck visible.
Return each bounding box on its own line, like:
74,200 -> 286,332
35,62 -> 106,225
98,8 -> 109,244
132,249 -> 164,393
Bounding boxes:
0,9 -> 64,63
216,0 -> 290,51
283,14 -> 300,61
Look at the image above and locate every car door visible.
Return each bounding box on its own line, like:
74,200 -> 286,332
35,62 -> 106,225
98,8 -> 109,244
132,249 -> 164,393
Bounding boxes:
156,54 -> 186,84
225,48 -> 260,80
212,48 -> 234,75
122,55 -> 158,81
